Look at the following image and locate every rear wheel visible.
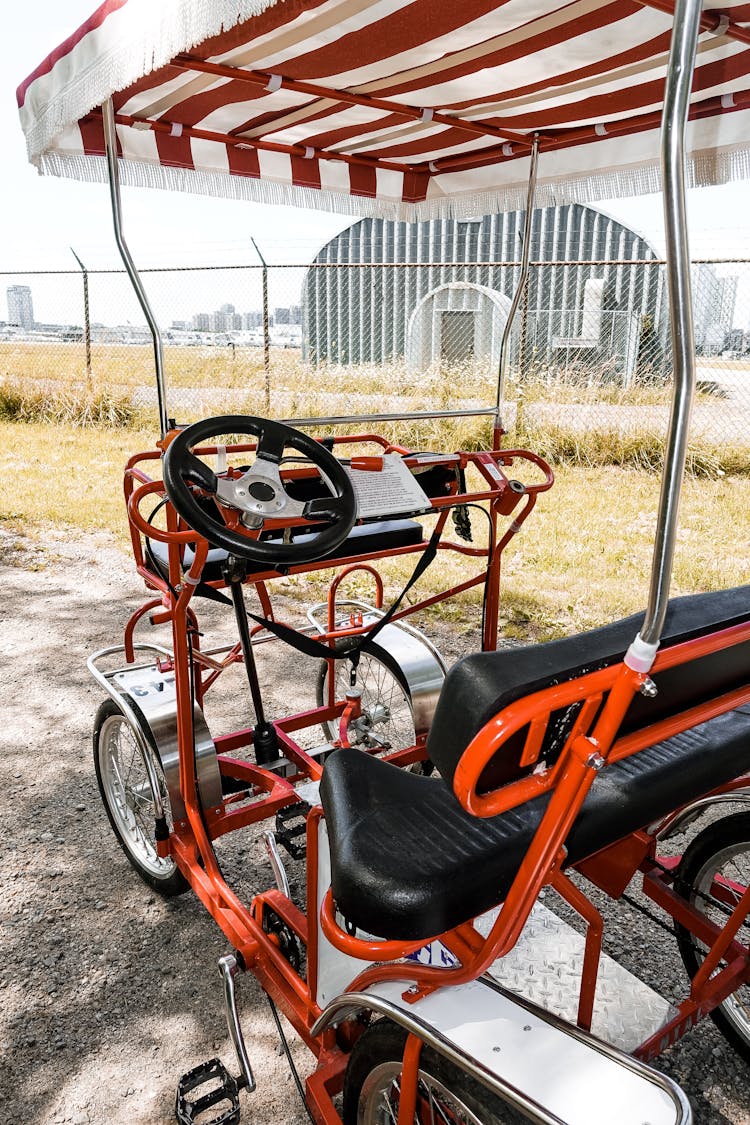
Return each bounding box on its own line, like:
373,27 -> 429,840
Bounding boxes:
317,644 -> 416,754
675,812 -> 750,1063
343,1020 -> 524,1124
93,698 -> 188,896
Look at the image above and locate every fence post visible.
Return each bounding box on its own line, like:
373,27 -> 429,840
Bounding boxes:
251,237 -> 271,413
495,134 -> 540,447
70,247 -> 92,383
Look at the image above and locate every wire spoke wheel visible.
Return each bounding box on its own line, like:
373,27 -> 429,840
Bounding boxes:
358,1062 -> 485,1124
317,645 -> 415,754
94,698 -> 188,896
675,812 -> 750,1062
343,1022 -> 521,1125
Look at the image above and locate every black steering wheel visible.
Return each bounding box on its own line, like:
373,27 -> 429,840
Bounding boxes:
163,414 -> 356,566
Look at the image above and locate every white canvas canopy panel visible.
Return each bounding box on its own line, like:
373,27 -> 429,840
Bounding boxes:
17,0 -> 750,219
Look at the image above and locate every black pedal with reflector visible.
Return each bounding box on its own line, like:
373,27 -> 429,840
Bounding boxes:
274,800 -> 311,860
175,1057 -> 243,1125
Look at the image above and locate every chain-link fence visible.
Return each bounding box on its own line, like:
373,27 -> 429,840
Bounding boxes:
2,259 -> 749,445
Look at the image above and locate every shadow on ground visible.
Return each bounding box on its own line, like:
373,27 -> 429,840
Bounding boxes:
0,529 -> 746,1124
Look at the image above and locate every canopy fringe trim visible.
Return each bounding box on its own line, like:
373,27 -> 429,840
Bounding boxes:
37,146 -> 750,221
21,0 -> 283,162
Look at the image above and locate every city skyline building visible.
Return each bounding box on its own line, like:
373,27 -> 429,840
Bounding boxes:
692,264 -> 739,352
185,303 -> 302,332
7,284 -> 34,329
274,306 -> 302,325
717,276 -> 738,335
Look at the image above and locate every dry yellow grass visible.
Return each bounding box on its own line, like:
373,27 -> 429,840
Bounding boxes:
0,341 -> 719,407
0,421 -> 155,536
2,420 -> 748,641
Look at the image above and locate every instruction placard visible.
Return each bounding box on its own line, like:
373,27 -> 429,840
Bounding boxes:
346,453 -> 431,519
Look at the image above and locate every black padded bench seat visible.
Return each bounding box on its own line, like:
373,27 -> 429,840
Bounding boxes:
320,705 -> 750,941
429,585 -> 750,790
148,518 -> 424,583
321,585 -> 750,941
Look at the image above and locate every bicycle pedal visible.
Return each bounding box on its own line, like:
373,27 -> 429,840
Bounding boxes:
274,801 -> 310,860
175,1057 -> 242,1125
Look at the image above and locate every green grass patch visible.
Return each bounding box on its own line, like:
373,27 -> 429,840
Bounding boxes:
513,419 -> 750,478
0,421 -> 154,535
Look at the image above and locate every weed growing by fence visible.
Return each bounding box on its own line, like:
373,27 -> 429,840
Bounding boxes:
0,378 -> 134,428
512,419 -> 749,478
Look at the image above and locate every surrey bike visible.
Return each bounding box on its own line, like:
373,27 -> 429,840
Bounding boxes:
17,0 -> 750,1120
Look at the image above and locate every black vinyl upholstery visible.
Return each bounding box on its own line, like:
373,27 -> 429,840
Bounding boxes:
321,586 -> 750,941
321,707 -> 750,941
428,585 -> 750,790
147,518 -> 424,583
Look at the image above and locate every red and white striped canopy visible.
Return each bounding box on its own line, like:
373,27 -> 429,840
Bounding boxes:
17,0 -> 750,219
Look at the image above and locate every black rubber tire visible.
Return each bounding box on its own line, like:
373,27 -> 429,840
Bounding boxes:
342,1019 -> 524,1124
316,640 -> 415,752
93,698 -> 189,897
675,812 -> 750,1064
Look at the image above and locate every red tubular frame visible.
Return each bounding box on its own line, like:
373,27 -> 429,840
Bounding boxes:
115,431 -> 750,1119
123,438 -> 554,665
118,434 -> 555,934
315,621 -> 750,1033
109,433 -> 561,1119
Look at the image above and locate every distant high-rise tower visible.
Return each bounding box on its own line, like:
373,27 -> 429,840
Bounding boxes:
7,285 -> 34,330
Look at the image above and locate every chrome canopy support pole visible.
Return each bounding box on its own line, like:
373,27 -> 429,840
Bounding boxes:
102,98 -> 169,439
627,0 -> 702,668
494,134 -> 540,446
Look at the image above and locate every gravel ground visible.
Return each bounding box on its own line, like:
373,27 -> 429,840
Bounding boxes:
1,525 -> 749,1124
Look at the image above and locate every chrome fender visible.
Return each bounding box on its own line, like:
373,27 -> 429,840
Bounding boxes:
88,644 -> 222,820
311,976 -> 691,1125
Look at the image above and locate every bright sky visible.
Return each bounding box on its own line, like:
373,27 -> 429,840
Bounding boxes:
3,2 -> 352,275
4,1 -> 750,326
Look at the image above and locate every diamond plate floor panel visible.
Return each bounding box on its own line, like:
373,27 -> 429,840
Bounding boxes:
480,900 -> 677,1053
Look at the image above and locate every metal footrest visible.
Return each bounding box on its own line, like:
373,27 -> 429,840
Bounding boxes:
481,899 -> 677,1052
175,1058 -> 241,1125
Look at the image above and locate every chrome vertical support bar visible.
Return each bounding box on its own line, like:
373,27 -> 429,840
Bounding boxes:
102,98 -> 169,438
494,134 -> 539,444
632,0 -> 702,657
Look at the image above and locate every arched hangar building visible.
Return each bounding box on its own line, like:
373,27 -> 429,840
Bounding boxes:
302,205 -> 666,380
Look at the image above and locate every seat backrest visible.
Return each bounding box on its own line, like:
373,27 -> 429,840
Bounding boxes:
427,585 -> 750,790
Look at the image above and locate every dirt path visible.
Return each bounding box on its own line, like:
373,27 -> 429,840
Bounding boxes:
1,527 -> 748,1124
